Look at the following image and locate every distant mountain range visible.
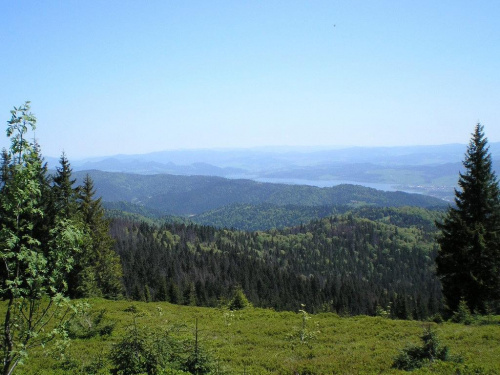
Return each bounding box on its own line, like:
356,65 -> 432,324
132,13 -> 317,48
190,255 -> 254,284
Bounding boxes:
50,143 -> 500,202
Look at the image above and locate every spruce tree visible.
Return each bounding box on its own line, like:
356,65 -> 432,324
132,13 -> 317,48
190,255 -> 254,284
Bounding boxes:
156,278 -> 168,301
436,123 -> 500,313
53,154 -> 83,298
77,174 -> 123,298
52,152 -> 79,218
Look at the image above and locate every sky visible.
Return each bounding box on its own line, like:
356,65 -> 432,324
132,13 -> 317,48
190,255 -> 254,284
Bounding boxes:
1,1 -> 499,159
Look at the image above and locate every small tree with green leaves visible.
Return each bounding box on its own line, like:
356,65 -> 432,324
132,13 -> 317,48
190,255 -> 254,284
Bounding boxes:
0,102 -> 83,375
287,305 -> 319,351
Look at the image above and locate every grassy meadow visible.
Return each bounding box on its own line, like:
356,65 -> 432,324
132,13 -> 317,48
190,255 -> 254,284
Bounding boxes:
15,299 -> 500,374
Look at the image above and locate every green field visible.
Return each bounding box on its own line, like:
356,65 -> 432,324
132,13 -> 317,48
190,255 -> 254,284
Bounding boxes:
17,299 -> 500,374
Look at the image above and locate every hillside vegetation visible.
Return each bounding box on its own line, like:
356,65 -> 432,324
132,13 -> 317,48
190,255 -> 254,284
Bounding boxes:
17,300 -> 500,374
74,170 -> 447,216
112,206 -> 444,317
190,203 -> 350,231
189,203 -> 446,231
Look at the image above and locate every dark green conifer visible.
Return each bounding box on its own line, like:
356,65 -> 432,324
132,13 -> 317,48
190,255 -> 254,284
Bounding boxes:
144,285 -> 152,302
52,152 -> 78,218
26,141 -> 54,260
168,281 -> 182,304
132,283 -> 145,302
184,282 -> 197,306
229,286 -> 250,310
77,174 -> 124,298
155,278 -> 168,301
436,124 -> 500,313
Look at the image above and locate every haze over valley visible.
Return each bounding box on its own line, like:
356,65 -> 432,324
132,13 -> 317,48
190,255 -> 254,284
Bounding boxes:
51,142 -> 500,203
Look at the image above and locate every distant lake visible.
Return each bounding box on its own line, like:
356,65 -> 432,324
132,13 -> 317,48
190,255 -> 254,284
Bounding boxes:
252,177 -> 420,194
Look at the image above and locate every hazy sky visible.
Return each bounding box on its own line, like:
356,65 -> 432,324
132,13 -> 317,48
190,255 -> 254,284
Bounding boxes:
1,1 -> 499,158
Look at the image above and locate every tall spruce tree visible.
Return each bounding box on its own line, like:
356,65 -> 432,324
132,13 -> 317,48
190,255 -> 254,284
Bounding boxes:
53,154 -> 83,298
52,152 -> 78,219
77,174 -> 123,298
436,123 -> 500,313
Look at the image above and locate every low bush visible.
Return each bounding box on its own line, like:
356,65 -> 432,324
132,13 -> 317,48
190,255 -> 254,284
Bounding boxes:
229,287 -> 251,310
450,299 -> 474,325
109,323 -> 184,375
66,308 -> 116,339
393,326 -> 450,371
109,310 -> 214,375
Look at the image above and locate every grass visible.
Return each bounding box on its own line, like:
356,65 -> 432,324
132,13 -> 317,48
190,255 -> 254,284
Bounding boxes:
15,299 -> 500,374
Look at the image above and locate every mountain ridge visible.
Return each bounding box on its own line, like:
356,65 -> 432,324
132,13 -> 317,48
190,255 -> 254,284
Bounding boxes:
75,170 -> 447,217
50,143 -> 500,202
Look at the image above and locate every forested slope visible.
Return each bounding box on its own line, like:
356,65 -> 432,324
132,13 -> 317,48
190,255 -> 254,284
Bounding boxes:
190,203 -> 349,231
189,203 -> 446,231
76,170 -> 447,215
111,207 -> 442,318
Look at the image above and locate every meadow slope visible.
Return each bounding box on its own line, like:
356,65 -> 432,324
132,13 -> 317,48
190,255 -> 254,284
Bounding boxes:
18,300 -> 500,374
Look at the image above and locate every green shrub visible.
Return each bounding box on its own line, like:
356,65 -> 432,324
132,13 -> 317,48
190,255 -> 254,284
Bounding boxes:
451,298 -> 474,325
181,319 -> 215,375
110,314 -> 215,375
66,308 -> 116,339
182,347 -> 213,375
393,326 -> 449,371
157,369 -> 190,375
124,304 -> 141,314
429,313 -> 444,324
375,304 -> 390,318
109,323 -> 183,375
109,323 -> 150,375
293,363 -> 318,374
80,354 -> 108,375
229,287 -> 250,310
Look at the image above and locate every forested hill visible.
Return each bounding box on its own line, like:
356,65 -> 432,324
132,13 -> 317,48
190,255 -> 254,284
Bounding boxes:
188,203 -> 446,231
111,206 -> 442,318
190,203 -> 349,231
75,170 -> 446,216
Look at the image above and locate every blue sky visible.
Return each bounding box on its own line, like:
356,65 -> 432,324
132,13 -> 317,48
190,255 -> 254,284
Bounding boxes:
1,1 -> 499,158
